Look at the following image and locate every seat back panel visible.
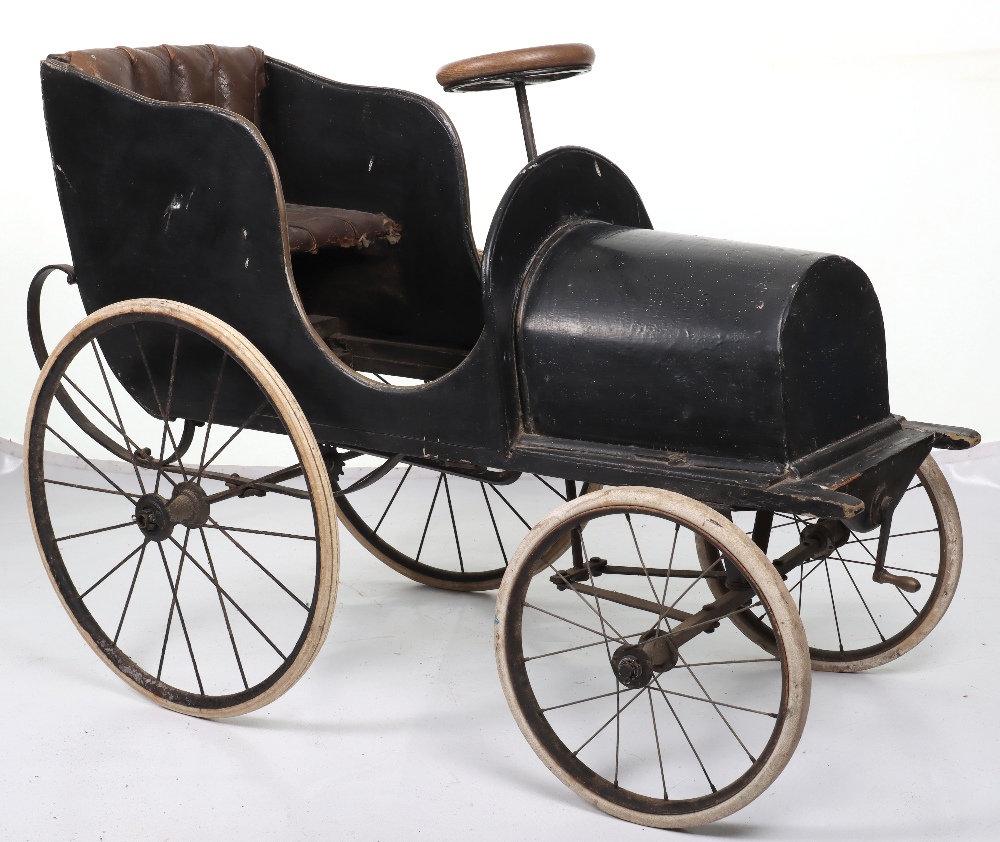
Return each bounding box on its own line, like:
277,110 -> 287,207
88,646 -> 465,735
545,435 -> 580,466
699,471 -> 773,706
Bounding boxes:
52,44 -> 266,126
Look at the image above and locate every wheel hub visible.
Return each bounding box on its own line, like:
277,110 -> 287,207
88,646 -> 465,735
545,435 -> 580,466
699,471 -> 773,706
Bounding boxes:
134,494 -> 173,542
611,644 -> 654,689
133,482 -> 210,542
168,481 -> 211,529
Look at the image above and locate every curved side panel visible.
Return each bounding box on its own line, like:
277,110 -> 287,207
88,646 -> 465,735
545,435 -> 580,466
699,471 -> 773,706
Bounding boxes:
41,60 -> 505,460
482,147 -> 652,445
42,60 -> 297,429
261,59 -> 483,352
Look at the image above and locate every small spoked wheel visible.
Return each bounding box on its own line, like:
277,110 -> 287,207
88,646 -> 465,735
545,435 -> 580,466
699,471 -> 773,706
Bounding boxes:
334,457 -> 598,591
25,299 -> 338,717
696,457 -> 961,672
496,487 -> 810,828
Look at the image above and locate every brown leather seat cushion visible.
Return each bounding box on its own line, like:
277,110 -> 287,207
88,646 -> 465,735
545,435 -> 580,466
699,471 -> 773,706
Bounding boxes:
53,44 -> 266,126
285,204 -> 402,253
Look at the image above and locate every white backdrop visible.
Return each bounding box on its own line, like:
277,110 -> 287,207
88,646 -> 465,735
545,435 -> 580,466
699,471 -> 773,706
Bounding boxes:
2,0 -> 999,445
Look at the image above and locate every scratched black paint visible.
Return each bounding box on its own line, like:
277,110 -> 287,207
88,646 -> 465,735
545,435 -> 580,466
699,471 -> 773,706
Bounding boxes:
38,54 -> 977,522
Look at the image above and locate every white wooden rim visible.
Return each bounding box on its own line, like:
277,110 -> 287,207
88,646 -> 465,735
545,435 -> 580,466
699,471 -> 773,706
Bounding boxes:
495,485 -> 811,828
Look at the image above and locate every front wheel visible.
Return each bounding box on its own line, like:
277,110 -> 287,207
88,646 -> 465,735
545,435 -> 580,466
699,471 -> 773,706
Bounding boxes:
495,487 -> 810,828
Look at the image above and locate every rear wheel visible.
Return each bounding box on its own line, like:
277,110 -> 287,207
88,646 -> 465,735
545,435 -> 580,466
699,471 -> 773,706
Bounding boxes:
334,462 -> 598,591
25,299 -> 338,717
696,457 -> 961,672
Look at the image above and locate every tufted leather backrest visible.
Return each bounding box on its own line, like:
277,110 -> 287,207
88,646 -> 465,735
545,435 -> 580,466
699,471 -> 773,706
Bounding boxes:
51,44 -> 267,126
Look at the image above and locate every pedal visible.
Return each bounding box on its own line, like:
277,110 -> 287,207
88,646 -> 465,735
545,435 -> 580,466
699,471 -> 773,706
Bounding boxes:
873,570 -> 921,593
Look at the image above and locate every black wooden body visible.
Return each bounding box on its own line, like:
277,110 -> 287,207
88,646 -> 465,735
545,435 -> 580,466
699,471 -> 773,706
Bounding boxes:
39,54 -> 976,526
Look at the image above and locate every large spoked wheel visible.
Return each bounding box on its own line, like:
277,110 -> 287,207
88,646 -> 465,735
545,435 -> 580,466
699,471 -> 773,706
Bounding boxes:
696,457 -> 961,672
496,487 -> 810,828
334,463 -> 598,591
25,299 -> 338,718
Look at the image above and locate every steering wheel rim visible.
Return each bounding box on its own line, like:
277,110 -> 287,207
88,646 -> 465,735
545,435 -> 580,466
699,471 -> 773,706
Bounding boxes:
436,43 -> 595,92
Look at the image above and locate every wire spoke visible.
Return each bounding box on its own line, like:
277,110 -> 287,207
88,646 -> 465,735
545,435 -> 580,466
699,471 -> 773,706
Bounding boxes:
836,551 -> 886,641
523,633 -> 645,662
79,542 -> 146,598
166,534 -> 288,659
853,527 -> 939,543
542,687 -> 632,713
155,536 -> 203,694
132,325 -> 188,495
44,477 -> 133,497
56,520 -> 133,542
676,657 -> 779,668
523,602 -> 619,644
787,558 -> 826,596
489,484 -> 533,530
89,341 -> 148,495
199,528 -> 249,690
542,558 -> 630,644
368,463 -> 410,534
652,677 -> 717,793
647,689 -> 669,800
577,532 -> 623,652
201,400 -> 270,475
625,512 -> 663,607
44,425 -> 138,503
797,555 -> 804,614
205,521 -> 311,610
570,687 -> 645,757
533,475 -> 568,501
665,550 -> 721,615
573,530 -> 623,784
674,651 -> 757,761
443,475 -> 464,573
63,375 -> 135,447
652,680 -> 777,718
416,474 -> 443,562
160,329 -> 189,484
114,541 -> 149,645
895,583 -> 920,616
825,560 -> 844,652
202,522 -> 317,543
196,351 -> 228,487
480,482 -> 508,566
837,557 -> 939,578
846,532 -> 880,563
656,523 -> 682,634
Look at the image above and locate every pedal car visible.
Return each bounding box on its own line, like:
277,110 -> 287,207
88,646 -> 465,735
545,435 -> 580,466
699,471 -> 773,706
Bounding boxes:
26,42 -> 980,828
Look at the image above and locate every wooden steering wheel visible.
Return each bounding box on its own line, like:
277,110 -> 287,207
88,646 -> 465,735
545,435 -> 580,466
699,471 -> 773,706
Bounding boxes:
436,43 -> 595,92
436,44 -> 595,159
